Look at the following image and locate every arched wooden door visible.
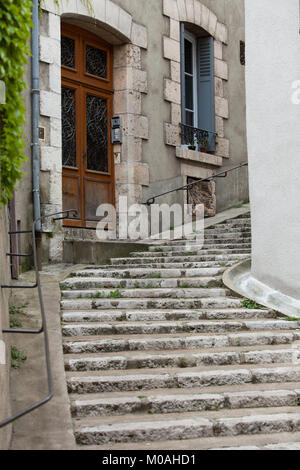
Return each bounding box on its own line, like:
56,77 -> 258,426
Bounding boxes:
61,23 -> 115,228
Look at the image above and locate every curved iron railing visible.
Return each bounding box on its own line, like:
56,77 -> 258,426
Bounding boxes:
0,209 -> 77,429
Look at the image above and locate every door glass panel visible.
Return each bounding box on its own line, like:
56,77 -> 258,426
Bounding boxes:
86,45 -> 107,79
86,94 -> 108,173
61,36 -> 75,69
62,87 -> 77,167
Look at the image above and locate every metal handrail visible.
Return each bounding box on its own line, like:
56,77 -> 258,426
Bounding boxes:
145,162 -> 249,206
0,209 -> 77,428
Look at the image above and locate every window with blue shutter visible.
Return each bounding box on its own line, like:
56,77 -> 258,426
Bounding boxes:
180,25 -> 215,152
197,36 -> 215,151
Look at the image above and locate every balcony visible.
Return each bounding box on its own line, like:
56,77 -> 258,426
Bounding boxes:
177,123 -> 221,168
180,123 -> 217,153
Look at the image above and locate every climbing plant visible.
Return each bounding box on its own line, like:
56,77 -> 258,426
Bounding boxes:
0,0 -> 33,206
0,0 -> 94,206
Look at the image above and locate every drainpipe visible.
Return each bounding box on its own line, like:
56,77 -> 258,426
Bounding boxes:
32,0 -> 41,232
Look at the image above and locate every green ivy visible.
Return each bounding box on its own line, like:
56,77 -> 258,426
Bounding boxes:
0,0 -> 94,206
0,0 -> 33,206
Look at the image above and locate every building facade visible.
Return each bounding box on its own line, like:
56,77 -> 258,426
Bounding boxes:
13,0 -> 248,264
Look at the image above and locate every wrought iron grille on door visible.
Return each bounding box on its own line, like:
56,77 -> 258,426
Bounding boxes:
61,24 -> 114,228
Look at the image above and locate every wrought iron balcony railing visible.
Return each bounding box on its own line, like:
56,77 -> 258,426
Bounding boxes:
180,123 -> 217,152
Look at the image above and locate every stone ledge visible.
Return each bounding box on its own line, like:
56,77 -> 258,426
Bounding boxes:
176,147 -> 223,167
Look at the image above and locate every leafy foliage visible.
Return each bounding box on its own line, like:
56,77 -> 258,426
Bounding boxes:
11,346 -> 27,369
241,298 -> 267,310
0,0 -> 94,206
0,0 -> 33,205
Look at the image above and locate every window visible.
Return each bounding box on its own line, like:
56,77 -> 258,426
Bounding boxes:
180,25 -> 215,152
183,32 -> 198,127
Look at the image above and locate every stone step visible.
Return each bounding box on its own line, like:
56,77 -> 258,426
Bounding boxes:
67,365 -> 300,394
110,253 -> 250,265
71,388 -> 300,418
198,235 -> 251,243
197,222 -> 251,233
61,319 -> 300,337
61,296 -> 246,312
64,346 -> 299,372
224,214 -> 251,221
85,430 -> 300,451
74,409 -> 300,445
148,241 -> 252,252
131,248 -> 251,258
129,248 -> 251,258
61,307 -> 276,324
70,267 -> 227,279
61,276 -> 224,290
77,260 -> 238,271
62,330 -> 299,354
61,287 -> 232,300
164,231 -> 251,242
202,224 -> 250,232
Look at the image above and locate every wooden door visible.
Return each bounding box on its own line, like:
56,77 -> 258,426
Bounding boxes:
61,23 -> 115,228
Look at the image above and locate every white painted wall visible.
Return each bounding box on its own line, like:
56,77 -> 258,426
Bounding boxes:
245,0 -> 300,300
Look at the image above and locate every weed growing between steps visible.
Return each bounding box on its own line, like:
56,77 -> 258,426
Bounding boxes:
242,298 -> 267,310
11,346 -> 27,369
90,290 -> 122,300
146,273 -> 162,279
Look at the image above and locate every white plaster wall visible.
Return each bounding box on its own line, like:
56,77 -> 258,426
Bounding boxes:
245,0 -> 300,299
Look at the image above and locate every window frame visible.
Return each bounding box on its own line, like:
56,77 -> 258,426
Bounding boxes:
183,30 -> 198,129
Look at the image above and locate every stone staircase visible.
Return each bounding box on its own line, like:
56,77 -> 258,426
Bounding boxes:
60,213 -> 300,450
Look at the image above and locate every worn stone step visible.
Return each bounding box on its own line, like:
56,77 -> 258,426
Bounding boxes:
74,409 -> 300,445
64,346 -> 298,372
61,307 -> 276,324
61,287 -> 231,301
79,260 -> 238,271
62,330 -> 299,354
163,230 -> 252,241
129,248 -> 251,258
70,267 -> 226,279
61,296 -> 245,312
84,430 -> 300,451
61,276 -> 224,290
61,317 -> 298,338
193,224 -> 251,230
110,253 -> 250,265
71,388 -> 300,418
202,223 -> 250,232
203,232 -> 251,239
148,241 -> 252,252
67,365 -> 300,394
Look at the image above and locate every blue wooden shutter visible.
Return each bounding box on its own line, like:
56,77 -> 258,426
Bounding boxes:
180,23 -> 185,125
197,36 -> 215,151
